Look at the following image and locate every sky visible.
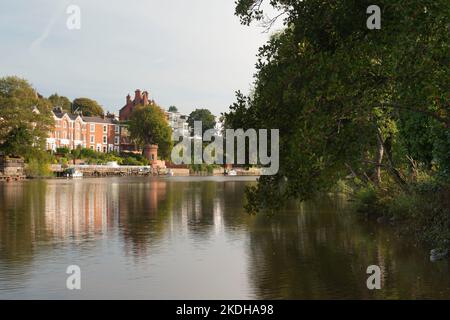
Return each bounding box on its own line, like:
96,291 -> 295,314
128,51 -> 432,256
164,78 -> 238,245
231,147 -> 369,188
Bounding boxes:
0,0 -> 279,116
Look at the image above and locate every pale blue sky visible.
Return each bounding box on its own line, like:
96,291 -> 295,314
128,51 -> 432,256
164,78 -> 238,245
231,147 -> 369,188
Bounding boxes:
0,0 -> 277,116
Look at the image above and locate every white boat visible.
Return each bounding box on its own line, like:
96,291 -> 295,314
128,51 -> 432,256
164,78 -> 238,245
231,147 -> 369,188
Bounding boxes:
228,170 -> 237,176
66,168 -> 83,178
72,170 -> 83,178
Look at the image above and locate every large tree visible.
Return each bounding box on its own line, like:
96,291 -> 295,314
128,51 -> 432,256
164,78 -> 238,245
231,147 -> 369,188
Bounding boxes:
187,108 -> 216,136
128,102 -> 173,159
72,97 -> 104,117
225,0 -> 449,213
0,76 -> 54,157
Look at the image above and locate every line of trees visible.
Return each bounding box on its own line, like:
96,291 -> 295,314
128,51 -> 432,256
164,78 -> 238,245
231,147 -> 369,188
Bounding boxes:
0,76 -> 107,158
1,75 -> 221,167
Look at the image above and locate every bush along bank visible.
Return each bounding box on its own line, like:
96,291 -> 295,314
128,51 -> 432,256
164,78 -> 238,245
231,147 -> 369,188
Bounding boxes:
352,178 -> 450,262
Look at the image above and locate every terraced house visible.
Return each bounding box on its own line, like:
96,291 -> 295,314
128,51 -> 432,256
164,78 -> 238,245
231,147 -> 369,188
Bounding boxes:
46,109 -> 121,153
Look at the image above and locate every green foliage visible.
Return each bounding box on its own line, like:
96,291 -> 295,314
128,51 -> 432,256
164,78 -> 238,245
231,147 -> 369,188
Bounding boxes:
71,146 -> 82,161
352,180 -> 450,248
72,97 -> 104,117
56,147 -> 71,156
24,151 -> 53,178
52,147 -> 149,166
189,163 -> 219,175
353,186 -> 385,217
187,108 -> 216,136
80,147 -> 97,159
226,0 -> 450,215
128,103 -> 173,160
48,93 -> 72,112
122,155 -> 148,166
168,106 -> 178,113
0,76 -> 54,158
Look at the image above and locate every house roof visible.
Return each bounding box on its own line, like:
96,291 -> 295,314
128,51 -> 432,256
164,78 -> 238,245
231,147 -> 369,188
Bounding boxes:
52,111 -> 118,124
82,116 -> 117,124
53,112 -> 80,121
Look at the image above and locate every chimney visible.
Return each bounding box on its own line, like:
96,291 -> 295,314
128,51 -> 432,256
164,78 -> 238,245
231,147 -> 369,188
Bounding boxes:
134,89 -> 142,104
126,94 -> 131,105
143,91 -> 149,105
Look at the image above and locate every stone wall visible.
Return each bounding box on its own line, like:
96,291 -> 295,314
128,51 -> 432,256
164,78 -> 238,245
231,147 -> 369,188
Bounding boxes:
0,155 -> 25,178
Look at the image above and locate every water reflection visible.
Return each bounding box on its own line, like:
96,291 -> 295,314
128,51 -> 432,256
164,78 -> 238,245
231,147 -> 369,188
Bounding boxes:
0,177 -> 449,299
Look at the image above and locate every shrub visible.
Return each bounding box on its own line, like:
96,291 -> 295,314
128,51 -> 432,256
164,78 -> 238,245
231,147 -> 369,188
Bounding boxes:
25,158 -> 53,178
56,147 -> 71,156
353,186 -> 384,217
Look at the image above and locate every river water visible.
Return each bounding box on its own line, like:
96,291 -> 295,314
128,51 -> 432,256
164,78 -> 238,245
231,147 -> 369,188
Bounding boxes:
0,177 -> 449,299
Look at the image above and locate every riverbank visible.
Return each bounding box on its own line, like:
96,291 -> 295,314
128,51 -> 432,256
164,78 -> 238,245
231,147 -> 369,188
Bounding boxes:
351,179 -> 450,260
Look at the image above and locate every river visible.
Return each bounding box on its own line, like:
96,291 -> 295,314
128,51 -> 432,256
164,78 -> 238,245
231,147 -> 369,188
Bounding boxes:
0,177 -> 449,299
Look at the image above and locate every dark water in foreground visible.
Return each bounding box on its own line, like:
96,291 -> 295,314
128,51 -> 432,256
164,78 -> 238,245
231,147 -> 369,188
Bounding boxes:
0,177 -> 449,299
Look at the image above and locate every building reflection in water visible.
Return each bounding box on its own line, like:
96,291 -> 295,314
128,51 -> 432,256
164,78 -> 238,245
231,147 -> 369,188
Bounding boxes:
2,177 -> 448,299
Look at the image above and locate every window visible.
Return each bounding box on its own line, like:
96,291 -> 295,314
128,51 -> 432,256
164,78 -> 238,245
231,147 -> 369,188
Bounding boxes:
90,124 -> 95,132
103,136 -> 107,144
115,125 -> 120,134
103,125 -> 107,133
90,135 -> 94,143
90,146 -> 94,150
114,136 -> 120,145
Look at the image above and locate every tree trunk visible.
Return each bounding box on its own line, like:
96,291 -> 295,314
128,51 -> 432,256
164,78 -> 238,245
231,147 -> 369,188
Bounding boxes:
374,130 -> 385,185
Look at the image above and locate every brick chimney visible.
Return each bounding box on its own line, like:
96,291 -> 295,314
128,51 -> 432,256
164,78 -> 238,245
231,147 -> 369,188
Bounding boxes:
134,89 -> 142,104
142,91 -> 149,105
126,94 -> 131,105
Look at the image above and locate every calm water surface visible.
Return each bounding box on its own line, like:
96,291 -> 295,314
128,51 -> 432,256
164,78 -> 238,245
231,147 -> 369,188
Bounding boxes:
0,177 -> 449,299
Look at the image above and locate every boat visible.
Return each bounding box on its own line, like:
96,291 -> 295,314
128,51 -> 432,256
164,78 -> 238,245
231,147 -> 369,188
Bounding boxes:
227,169 -> 237,176
65,168 -> 83,178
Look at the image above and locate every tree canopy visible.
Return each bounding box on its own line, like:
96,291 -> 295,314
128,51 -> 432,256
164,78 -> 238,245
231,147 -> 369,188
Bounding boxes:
225,0 -> 449,213
187,108 -> 216,136
128,102 -> 173,159
48,93 -> 72,112
168,106 -> 178,113
72,97 -> 104,117
0,76 -> 54,158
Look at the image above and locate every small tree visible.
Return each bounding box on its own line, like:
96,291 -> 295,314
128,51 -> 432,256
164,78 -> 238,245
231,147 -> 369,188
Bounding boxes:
128,103 -> 173,159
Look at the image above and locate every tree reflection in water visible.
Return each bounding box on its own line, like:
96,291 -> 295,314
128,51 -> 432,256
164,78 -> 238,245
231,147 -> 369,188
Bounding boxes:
0,178 -> 449,299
